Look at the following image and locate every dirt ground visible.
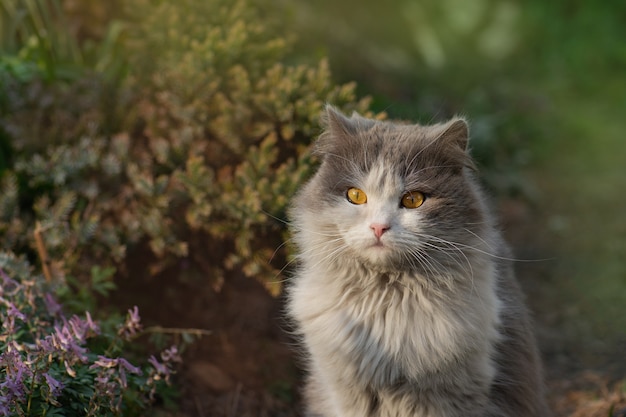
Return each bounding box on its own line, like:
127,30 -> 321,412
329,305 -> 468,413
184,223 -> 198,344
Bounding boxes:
115,197 -> 626,417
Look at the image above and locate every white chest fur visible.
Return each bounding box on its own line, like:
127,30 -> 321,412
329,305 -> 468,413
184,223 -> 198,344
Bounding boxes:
289,261 -> 501,389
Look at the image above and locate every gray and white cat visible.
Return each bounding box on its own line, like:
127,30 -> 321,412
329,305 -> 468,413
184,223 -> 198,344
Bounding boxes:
287,106 -> 550,417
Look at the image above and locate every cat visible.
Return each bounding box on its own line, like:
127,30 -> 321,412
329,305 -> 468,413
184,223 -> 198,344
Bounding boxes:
286,106 -> 550,417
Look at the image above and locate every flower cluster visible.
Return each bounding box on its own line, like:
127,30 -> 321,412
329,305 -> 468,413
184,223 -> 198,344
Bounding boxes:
118,305 -> 142,340
0,256 -> 181,417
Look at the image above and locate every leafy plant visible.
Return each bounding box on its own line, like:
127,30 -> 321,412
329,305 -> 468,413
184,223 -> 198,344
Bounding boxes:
0,0 -> 126,82
0,253 -> 181,417
0,0 -> 374,296
115,0 -> 373,292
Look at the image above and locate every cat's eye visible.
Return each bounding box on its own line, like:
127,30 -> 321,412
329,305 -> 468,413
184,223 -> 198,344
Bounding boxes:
346,187 -> 367,205
401,191 -> 425,209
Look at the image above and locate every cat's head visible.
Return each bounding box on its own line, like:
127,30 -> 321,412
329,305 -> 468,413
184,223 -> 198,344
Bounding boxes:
291,106 -> 491,276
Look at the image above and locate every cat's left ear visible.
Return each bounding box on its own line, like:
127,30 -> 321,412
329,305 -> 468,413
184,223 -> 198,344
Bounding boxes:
431,117 -> 476,170
435,117 -> 469,151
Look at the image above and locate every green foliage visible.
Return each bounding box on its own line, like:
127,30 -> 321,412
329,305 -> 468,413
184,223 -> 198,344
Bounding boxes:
0,253 -> 181,417
58,266 -> 117,313
0,0 -> 127,82
0,0 -> 372,296
1,0 -> 78,81
0,135 -> 130,288
116,0 -> 372,292
287,0 -> 522,77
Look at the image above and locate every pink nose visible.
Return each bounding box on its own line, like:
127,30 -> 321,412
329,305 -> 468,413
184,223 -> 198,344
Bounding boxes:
370,223 -> 390,239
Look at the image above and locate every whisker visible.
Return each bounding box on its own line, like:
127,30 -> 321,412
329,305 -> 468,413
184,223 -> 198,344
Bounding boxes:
271,236 -> 347,282
418,233 -> 552,263
268,239 -> 291,264
261,209 -> 289,226
463,228 -> 495,251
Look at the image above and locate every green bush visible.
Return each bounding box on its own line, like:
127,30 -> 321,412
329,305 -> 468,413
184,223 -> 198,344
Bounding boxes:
118,0 -> 373,292
0,0 -> 372,296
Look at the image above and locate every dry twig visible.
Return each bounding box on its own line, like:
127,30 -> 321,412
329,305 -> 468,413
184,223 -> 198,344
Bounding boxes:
34,221 -> 53,283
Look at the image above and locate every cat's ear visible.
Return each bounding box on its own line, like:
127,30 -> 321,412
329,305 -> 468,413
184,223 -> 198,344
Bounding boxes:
430,117 -> 476,170
315,105 -> 359,156
322,105 -> 359,137
320,105 -> 376,139
435,117 -> 469,151
349,110 -> 377,130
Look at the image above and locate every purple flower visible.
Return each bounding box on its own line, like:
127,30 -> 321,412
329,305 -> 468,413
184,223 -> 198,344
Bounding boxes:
118,358 -> 142,375
95,375 -> 110,385
69,314 -> 96,339
51,322 -> 88,362
129,306 -> 140,323
0,399 -> 10,417
93,371 -> 117,398
118,358 -> 142,388
1,298 -> 26,335
64,360 -> 77,378
118,306 -> 142,340
36,336 -> 55,355
91,356 -> 142,388
91,356 -> 118,369
43,373 -> 64,398
0,349 -> 31,402
67,316 -> 85,340
43,293 -> 62,316
0,377 -> 23,399
161,346 -> 182,363
84,311 -> 98,333
6,302 -> 25,321
148,355 -> 169,376
39,321 -> 89,378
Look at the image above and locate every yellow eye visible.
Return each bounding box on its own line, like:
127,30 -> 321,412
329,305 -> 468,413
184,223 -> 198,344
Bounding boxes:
347,188 -> 367,205
401,191 -> 425,209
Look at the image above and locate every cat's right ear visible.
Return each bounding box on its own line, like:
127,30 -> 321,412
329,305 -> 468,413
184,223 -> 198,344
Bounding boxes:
323,105 -> 359,136
314,105 -> 358,157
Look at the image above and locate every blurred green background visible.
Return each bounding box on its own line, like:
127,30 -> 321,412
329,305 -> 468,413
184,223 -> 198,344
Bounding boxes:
1,0 -> 625,414
289,0 -> 626,368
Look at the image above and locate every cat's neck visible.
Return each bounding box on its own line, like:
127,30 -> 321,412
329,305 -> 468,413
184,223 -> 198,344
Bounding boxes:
299,252 -> 494,303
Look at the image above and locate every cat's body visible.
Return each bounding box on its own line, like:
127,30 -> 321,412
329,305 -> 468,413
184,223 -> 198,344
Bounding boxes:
287,107 -> 550,417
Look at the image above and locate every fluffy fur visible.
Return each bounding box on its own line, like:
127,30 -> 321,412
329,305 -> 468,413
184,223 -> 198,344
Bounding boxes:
287,106 -> 550,417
